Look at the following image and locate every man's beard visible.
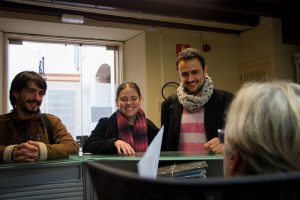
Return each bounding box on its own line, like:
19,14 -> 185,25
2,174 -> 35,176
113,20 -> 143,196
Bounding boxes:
21,100 -> 41,114
21,107 -> 39,114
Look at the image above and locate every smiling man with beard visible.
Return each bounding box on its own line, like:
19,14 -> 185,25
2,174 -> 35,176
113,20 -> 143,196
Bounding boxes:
0,71 -> 79,163
161,48 -> 234,154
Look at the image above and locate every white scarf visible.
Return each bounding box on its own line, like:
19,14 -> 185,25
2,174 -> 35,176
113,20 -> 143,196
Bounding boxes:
177,74 -> 214,112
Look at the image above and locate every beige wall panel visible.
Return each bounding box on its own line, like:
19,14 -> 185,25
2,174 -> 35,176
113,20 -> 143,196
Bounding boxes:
0,31 -> 3,114
273,19 -> 300,81
160,29 -> 201,84
0,17 -> 142,41
238,18 -> 276,83
201,32 -> 240,93
124,33 -> 147,113
145,31 -> 164,126
239,18 -> 300,83
239,19 -> 274,65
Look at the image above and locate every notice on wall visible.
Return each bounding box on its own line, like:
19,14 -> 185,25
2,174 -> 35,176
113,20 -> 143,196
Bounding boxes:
176,44 -> 190,55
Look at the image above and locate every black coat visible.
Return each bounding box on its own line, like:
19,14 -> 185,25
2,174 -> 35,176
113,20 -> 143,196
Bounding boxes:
83,112 -> 159,154
160,89 -> 234,151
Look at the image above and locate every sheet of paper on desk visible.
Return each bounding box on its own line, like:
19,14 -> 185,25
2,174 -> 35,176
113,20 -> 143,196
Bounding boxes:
137,126 -> 164,179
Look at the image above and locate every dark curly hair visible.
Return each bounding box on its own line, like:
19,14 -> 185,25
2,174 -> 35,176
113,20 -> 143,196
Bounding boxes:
9,71 -> 47,108
176,48 -> 206,71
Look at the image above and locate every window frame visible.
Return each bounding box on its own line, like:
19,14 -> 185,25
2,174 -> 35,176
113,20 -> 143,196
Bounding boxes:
3,33 -> 123,137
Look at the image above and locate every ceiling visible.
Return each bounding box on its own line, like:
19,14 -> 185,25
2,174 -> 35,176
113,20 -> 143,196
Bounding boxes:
0,0 -> 298,35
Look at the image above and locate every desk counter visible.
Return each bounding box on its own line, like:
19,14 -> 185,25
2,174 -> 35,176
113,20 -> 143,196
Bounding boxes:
0,152 -> 223,200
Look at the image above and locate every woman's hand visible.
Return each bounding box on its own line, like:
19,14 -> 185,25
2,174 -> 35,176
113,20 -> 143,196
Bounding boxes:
114,140 -> 135,155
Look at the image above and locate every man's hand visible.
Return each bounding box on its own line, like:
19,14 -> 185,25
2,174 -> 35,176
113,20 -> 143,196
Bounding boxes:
204,137 -> 224,154
114,140 -> 135,156
12,141 -> 40,162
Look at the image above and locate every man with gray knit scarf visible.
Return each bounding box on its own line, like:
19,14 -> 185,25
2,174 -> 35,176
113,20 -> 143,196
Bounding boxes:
161,48 -> 233,154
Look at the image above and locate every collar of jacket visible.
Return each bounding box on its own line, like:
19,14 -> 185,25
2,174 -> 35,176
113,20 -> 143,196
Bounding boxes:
9,108 -> 42,122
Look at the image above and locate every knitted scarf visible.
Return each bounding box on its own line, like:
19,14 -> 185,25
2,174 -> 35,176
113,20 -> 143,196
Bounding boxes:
116,108 -> 148,152
177,74 -> 214,112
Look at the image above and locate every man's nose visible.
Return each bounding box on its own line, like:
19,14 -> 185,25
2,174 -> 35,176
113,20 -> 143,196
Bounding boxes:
34,92 -> 43,100
187,73 -> 194,82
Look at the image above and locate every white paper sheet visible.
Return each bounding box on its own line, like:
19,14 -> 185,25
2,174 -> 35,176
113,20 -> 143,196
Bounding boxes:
137,126 -> 164,179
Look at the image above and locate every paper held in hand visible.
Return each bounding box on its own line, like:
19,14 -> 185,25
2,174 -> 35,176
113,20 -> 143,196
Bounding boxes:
137,126 -> 164,179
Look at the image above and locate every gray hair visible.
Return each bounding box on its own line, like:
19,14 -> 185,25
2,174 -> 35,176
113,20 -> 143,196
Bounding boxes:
224,81 -> 300,175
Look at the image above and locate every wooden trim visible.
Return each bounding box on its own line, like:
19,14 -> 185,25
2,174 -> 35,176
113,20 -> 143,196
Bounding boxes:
44,73 -> 80,82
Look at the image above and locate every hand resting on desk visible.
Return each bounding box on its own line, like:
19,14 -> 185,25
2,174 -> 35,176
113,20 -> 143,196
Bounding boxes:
12,141 -> 40,162
114,140 -> 135,155
204,137 -> 224,154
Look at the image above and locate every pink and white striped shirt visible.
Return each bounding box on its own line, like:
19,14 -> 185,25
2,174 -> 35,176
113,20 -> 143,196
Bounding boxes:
178,107 -> 207,152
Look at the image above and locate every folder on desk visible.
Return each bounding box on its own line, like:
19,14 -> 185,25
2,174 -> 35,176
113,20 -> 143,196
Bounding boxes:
157,161 -> 208,179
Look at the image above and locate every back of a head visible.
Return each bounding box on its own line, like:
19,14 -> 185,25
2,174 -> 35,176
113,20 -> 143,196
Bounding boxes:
225,81 -> 300,175
87,160 -> 300,200
96,63 -> 111,83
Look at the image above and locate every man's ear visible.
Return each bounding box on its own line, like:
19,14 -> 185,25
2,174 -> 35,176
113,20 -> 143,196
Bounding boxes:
228,151 -> 243,176
204,65 -> 208,74
13,91 -> 19,98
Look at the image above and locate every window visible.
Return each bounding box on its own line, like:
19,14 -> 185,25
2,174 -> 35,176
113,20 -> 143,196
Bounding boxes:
7,36 -> 121,139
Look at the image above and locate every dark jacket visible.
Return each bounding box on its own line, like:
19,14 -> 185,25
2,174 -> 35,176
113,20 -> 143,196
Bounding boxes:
160,89 -> 234,151
0,111 -> 79,162
83,112 -> 159,154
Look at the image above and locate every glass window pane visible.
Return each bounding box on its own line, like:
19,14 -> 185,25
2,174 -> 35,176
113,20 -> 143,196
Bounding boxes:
81,45 -> 116,136
7,39 -> 119,139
